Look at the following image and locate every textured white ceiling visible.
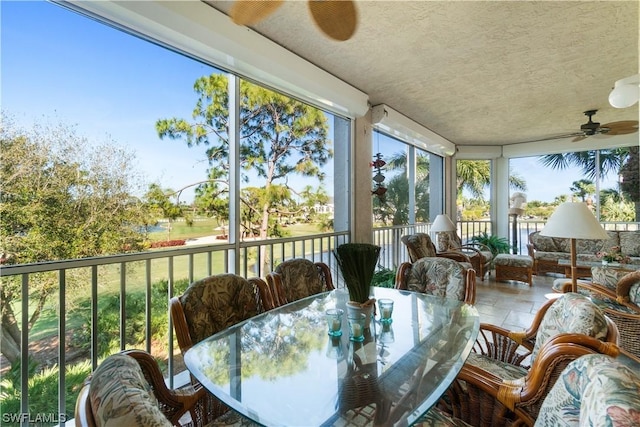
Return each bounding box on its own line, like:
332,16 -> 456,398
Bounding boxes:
205,1 -> 639,147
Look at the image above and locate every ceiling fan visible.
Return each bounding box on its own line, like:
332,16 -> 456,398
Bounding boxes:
570,109 -> 638,142
229,0 -> 358,41
525,110 -> 638,143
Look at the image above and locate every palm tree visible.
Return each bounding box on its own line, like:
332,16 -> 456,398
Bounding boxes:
540,148 -> 637,220
569,179 -> 595,202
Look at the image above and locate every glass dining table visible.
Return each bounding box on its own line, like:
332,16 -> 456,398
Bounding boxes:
184,286 -> 479,427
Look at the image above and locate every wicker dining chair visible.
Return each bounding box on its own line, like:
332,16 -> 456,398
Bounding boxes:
169,273 -> 273,421
395,257 -> 476,305
265,258 -> 334,306
75,349 -> 254,427
441,293 -> 620,427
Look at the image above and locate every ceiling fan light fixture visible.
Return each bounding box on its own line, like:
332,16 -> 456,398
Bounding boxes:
609,74 -> 640,109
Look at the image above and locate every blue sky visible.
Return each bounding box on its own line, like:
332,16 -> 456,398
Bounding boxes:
2,1 -> 619,204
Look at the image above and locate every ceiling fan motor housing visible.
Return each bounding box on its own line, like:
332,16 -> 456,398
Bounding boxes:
581,110 -> 601,135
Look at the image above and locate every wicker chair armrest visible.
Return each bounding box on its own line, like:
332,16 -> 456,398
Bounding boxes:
437,251 -> 473,264
577,282 -> 640,316
473,323 -> 534,367
123,349 -> 205,425
465,268 -> 476,305
526,243 -> 535,258
315,262 -> 336,291
169,296 -> 193,354
497,335 -> 620,416
444,364 -> 531,427
394,262 -> 412,290
248,277 -> 276,311
266,272 -> 285,306
464,242 -> 494,260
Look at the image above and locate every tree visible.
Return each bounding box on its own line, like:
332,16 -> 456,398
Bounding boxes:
156,74 -> 331,249
569,179 -> 595,202
0,117 -> 149,363
540,148 -> 636,220
619,145 -> 640,219
144,183 -> 183,240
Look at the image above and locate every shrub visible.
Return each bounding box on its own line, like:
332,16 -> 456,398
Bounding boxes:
150,239 -> 186,248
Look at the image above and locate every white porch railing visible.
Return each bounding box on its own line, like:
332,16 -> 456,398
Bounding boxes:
1,220 -> 637,424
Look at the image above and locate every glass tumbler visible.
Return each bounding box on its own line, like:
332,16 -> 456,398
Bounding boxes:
326,308 -> 343,337
378,298 -> 394,324
348,313 -> 366,342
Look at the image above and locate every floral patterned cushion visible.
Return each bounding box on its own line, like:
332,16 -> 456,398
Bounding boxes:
465,352 -> 528,380
402,233 -> 437,262
620,231 -> 640,257
630,282 -> 640,306
591,266 -> 633,291
89,354 -> 171,427
405,257 -> 467,301
530,232 -> 560,252
179,274 -> 261,345
274,259 -> 326,302
414,407 -> 472,426
535,354 -> 640,426
530,293 -> 608,365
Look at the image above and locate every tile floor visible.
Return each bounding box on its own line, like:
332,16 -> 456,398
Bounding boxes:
474,270 -> 559,330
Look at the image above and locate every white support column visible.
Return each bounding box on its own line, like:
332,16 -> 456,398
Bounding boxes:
353,110 -> 373,243
494,156 -> 510,241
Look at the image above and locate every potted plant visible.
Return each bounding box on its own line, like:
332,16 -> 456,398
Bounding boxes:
333,243 -> 381,328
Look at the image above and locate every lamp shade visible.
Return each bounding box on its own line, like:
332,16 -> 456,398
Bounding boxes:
540,202 -> 608,240
431,214 -> 456,232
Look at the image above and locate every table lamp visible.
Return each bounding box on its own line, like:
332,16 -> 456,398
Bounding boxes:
431,214 -> 456,252
540,202 -> 608,292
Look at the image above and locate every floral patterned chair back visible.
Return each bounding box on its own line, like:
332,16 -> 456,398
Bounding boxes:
535,354 -> 640,426
171,273 -> 267,353
395,257 -> 476,305
529,293 -> 610,365
267,258 -> 334,306
401,233 -> 438,262
83,353 -> 172,427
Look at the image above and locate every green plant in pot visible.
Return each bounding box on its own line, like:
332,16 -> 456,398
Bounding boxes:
333,243 -> 380,328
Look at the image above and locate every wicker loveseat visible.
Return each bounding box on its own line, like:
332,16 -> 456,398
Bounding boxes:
527,230 -> 640,275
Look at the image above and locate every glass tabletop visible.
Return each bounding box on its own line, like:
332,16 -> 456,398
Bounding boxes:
184,287 -> 479,427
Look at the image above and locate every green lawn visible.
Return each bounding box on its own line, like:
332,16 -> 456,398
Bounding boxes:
26,220 -> 328,338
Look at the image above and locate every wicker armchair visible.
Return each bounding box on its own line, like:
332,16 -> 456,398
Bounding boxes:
395,257 -> 476,305
441,293 -> 620,427
535,354 -> 640,426
401,233 -> 475,268
575,268 -> 640,359
169,274 -> 273,421
265,258 -> 334,306
439,231 -> 494,281
75,349 -> 253,426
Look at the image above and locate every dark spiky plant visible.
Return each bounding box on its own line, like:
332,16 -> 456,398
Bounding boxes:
333,243 -> 381,304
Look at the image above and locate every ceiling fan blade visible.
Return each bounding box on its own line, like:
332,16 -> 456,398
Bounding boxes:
230,0 -> 284,26
601,120 -> 639,136
308,0 -> 357,41
572,135 -> 588,143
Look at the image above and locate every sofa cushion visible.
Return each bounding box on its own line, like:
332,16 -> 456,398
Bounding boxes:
530,232 -> 559,252
620,230 -> 640,257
